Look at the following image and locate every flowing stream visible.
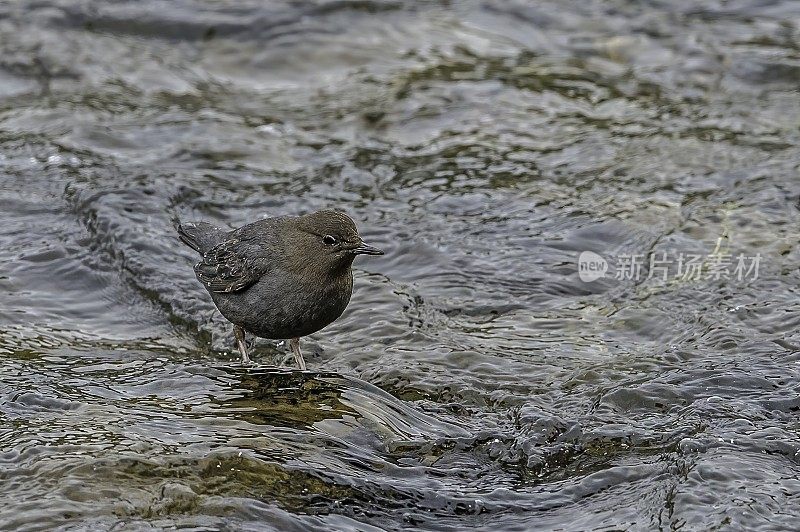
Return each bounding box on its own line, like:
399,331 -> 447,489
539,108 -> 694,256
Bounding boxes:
1,1 -> 800,530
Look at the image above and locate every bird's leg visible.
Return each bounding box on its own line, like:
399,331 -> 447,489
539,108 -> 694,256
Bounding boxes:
233,325 -> 251,364
289,337 -> 306,370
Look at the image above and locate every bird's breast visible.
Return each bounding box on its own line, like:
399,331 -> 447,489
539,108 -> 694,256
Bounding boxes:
214,269 -> 354,339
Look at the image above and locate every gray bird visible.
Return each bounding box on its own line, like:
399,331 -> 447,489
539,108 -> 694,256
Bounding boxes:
177,210 -> 383,368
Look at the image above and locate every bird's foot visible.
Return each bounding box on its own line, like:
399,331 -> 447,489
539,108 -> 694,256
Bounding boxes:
234,325 -> 252,365
290,337 -> 306,370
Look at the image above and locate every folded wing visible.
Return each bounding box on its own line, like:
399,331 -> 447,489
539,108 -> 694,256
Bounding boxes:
194,236 -> 270,293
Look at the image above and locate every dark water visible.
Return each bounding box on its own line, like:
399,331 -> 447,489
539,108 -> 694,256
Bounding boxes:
2,0 -> 800,530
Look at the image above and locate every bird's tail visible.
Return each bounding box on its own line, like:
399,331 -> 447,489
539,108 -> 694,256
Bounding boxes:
177,222 -> 226,254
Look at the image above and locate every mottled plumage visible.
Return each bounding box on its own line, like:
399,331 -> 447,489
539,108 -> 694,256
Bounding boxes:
177,210 -> 383,367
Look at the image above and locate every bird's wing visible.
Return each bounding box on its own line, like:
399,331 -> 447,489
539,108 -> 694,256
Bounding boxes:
193,235 -> 272,293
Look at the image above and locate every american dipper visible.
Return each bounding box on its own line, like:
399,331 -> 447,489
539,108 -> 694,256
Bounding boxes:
177,210 -> 383,368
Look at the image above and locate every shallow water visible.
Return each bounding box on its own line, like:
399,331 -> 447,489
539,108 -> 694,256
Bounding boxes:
1,0 -> 800,530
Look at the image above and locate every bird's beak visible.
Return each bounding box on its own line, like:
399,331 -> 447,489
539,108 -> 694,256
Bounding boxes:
352,242 -> 384,255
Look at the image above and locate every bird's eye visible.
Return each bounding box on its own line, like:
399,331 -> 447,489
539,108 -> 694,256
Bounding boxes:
322,234 -> 337,245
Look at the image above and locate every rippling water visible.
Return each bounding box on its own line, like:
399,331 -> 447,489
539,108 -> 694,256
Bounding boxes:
2,1 -> 800,530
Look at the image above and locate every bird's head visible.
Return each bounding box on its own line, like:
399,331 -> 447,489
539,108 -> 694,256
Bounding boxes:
291,209 -> 383,274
